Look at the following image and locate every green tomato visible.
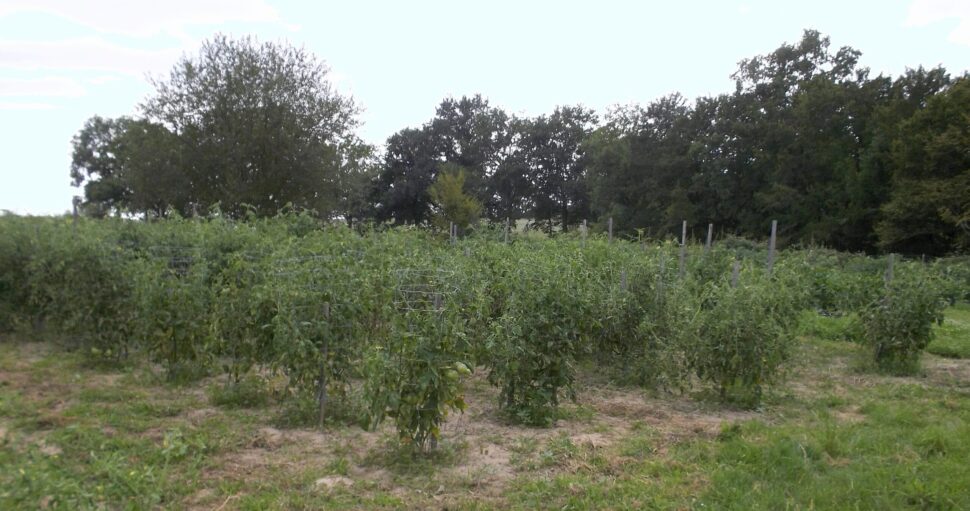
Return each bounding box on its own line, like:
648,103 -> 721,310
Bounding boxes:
454,362 -> 472,376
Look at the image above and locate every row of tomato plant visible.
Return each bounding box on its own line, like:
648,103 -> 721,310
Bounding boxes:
0,214 -> 959,449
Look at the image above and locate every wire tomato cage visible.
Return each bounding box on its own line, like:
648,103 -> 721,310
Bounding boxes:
147,245 -> 206,278
269,254 -> 339,327
392,268 -> 458,313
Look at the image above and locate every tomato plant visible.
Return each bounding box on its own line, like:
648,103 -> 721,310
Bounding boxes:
862,274 -> 947,374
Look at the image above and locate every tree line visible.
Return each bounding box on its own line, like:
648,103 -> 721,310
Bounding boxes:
70,30 -> 970,256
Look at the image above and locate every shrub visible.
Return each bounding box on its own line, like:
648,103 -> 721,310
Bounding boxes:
485,258 -> 592,426
861,276 -> 947,374
686,270 -> 796,405
0,217 -> 37,331
130,251 -> 213,380
25,229 -> 136,358
363,269 -> 470,451
209,253 -> 277,383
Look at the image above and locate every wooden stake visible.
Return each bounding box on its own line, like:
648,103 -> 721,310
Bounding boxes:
885,253 -> 895,286
705,223 -> 713,253
657,257 -> 666,303
71,196 -> 79,235
318,302 -> 331,426
767,220 -> 777,274
582,219 -> 587,248
608,217 -> 613,244
679,220 -> 687,279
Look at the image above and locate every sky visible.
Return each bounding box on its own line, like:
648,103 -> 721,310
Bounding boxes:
1,0 -> 968,215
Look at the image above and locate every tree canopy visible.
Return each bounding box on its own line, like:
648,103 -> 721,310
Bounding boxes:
70,30 -> 969,255
72,35 -> 367,219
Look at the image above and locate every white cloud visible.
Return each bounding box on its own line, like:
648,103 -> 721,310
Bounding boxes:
0,77 -> 86,97
0,0 -> 291,39
906,0 -> 970,46
0,101 -> 57,110
0,38 -> 182,77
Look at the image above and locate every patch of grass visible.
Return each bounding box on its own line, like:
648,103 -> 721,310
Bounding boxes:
163,362 -> 210,385
208,377 -> 270,409
77,386 -> 142,404
0,422 -> 206,509
927,303 -> 970,359
537,433 -> 578,469
361,434 -> 467,475
797,310 -> 864,343
326,457 -> 351,476
555,403 -> 596,423
4,336 -> 970,509
274,389 -> 364,429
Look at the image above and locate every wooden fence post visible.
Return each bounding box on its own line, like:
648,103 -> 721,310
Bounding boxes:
767,220 -> 777,274
705,223 -> 713,254
885,253 -> 895,286
318,302 -> 331,426
679,220 -> 687,279
608,217 -> 613,244
71,196 -> 79,235
582,219 -> 587,248
657,257 -> 666,303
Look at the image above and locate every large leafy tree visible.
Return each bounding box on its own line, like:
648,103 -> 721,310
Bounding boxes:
588,95 -> 695,237
373,95 -> 511,225
70,116 -> 132,217
878,76 -> 970,255
143,35 -> 362,218
70,116 -> 184,218
518,105 -> 597,232
372,127 -> 442,225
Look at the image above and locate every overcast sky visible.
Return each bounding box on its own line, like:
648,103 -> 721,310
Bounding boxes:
1,0 -> 968,215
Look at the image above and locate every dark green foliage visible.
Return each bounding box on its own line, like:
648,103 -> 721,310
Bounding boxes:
0,213 -> 966,434
878,77 -> 970,255
25,228 -> 135,359
684,271 -> 798,405
72,35 -> 367,219
0,217 -> 37,331
130,254 -> 213,380
208,376 -> 270,409
363,282 -> 471,450
485,256 -> 592,426
209,253 -> 276,383
66,31 -> 969,254
862,276 -> 948,374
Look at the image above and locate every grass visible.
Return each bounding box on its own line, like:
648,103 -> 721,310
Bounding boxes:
2,307 -> 970,509
928,302 -> 970,359
796,309 -> 863,343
